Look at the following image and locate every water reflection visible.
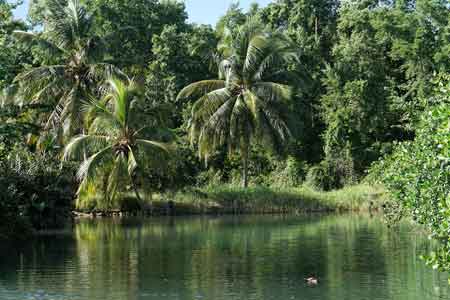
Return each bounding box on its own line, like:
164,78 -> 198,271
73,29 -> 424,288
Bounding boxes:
0,215 -> 449,300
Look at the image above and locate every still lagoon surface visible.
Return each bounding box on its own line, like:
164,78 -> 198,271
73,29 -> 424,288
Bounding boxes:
0,214 -> 449,300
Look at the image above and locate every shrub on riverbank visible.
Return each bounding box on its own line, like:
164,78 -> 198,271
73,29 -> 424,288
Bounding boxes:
370,102 -> 450,272
0,148 -> 76,239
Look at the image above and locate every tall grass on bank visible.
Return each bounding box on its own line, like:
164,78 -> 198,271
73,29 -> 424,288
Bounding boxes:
152,184 -> 386,215
74,184 -> 386,215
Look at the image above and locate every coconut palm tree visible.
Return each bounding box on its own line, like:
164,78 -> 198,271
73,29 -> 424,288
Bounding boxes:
63,78 -> 170,209
177,18 -> 297,187
11,0 -> 124,139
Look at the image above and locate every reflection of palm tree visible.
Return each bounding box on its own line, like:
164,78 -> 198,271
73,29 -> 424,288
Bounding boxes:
12,0 -> 124,138
75,220 -> 140,299
64,79 -> 170,209
178,18 -> 297,187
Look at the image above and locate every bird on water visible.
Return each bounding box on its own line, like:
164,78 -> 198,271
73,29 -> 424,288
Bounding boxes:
305,276 -> 319,286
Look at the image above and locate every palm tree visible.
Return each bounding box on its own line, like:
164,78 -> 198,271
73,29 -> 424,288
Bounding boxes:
11,0 -> 124,139
177,18 -> 297,187
63,78 -> 170,209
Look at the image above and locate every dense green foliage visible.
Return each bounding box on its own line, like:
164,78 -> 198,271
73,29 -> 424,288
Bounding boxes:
319,0 -> 450,188
11,0 -> 125,141
0,148 -> 75,239
370,75 -> 450,275
1,1 -> 449,280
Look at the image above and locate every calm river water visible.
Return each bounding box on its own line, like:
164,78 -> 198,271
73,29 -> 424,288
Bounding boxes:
0,214 -> 449,300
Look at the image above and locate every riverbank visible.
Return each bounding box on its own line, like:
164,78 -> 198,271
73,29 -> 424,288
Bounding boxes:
166,184 -> 386,214
74,184 -> 387,217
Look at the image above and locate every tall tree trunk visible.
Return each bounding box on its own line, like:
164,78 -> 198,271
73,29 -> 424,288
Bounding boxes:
82,128 -> 88,161
131,177 -> 143,204
131,176 -> 153,215
242,148 -> 249,188
315,17 -> 319,43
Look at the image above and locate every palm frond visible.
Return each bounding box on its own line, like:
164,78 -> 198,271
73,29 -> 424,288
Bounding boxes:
88,116 -> 122,137
13,30 -> 66,58
243,90 -> 258,118
86,63 -> 128,83
136,139 -> 171,154
176,80 -> 226,101
106,78 -> 136,126
127,146 -> 138,176
253,82 -> 292,103
46,0 -> 91,50
195,97 -> 236,161
77,145 -> 113,183
230,16 -> 264,68
44,91 -> 71,130
229,95 -> 254,152
62,86 -> 85,136
14,65 -> 66,86
106,152 -> 128,207
82,93 -> 122,134
257,100 -> 292,151
252,36 -> 299,81
243,35 -> 272,79
63,134 -> 111,161
191,88 -> 234,123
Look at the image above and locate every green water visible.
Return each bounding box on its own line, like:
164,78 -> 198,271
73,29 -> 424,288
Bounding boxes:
0,214 -> 449,300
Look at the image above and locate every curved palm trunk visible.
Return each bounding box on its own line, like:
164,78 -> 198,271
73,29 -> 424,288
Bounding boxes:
131,176 -> 153,215
69,81 -> 82,137
242,147 -> 249,188
131,177 -> 143,204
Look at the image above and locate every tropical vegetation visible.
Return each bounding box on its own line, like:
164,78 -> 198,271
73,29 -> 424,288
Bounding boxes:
177,17 -> 296,187
63,78 -> 171,210
9,0 -> 124,143
370,74 -> 450,274
0,0 -> 449,277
